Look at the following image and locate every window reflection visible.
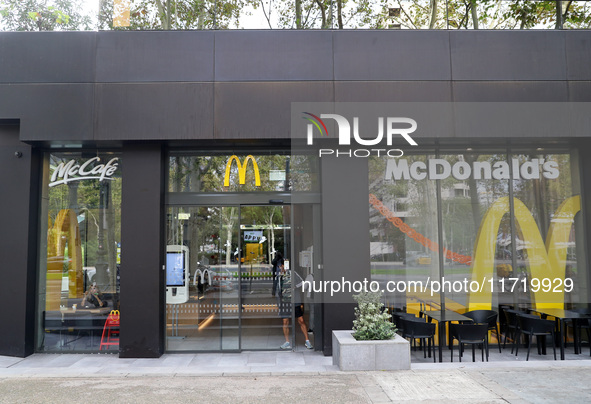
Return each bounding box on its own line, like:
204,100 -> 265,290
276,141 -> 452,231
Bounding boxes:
168,154 -> 317,193
369,149 -> 587,318
38,153 -> 121,352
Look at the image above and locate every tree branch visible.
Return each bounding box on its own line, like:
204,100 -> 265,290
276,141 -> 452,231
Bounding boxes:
314,0 -> 327,29
399,4 -> 418,30
258,0 -> 273,29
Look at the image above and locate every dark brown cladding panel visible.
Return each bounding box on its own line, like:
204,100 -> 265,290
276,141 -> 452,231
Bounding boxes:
1,30 -> 589,143
94,83 -> 214,141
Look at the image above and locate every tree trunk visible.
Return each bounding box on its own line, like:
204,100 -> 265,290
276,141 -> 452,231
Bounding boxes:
106,183 -> 118,292
197,1 -> 205,29
555,1 -> 563,29
429,0 -> 438,29
225,207 -> 236,266
464,155 -> 482,234
314,0 -> 327,29
155,0 -> 170,29
296,0 -> 302,29
471,0 -> 479,29
267,208 -> 276,263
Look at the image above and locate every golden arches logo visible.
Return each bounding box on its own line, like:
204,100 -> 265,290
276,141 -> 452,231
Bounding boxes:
224,155 -> 261,187
468,195 -> 580,311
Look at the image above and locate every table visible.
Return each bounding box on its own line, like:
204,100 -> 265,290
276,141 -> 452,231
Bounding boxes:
58,307 -> 111,315
45,308 -> 111,348
422,310 -> 473,362
530,308 -> 590,360
408,296 -> 440,314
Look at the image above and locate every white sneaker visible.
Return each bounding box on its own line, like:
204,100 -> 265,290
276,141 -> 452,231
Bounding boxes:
280,342 -> 292,350
305,340 -> 313,349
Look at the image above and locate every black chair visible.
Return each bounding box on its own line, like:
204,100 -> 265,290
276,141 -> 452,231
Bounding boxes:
462,310 -> 502,353
515,313 -> 556,361
400,318 -> 436,362
392,312 -> 423,334
450,323 -> 489,362
502,308 -> 521,353
498,304 -> 511,336
565,308 -> 591,355
579,317 -> 591,356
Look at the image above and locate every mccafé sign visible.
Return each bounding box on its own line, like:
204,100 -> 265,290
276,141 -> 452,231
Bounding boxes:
49,157 -> 119,187
386,158 -> 559,181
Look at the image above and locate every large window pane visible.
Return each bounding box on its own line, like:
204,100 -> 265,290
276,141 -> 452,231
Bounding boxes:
369,153 -> 440,314
511,150 -> 586,309
369,147 -> 588,320
438,152 -> 509,311
37,152 -> 122,352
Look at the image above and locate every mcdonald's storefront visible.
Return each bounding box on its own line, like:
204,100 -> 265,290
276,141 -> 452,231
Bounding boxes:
2,30 -> 591,360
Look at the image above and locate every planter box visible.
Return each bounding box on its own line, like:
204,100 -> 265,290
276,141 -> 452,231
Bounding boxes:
332,330 -> 410,371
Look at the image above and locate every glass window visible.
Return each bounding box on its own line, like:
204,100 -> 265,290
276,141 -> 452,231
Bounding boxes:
369,152 -> 440,315
168,153 -> 318,193
37,152 -> 122,352
369,147 -> 587,320
437,152 -> 509,310
510,151 -> 586,309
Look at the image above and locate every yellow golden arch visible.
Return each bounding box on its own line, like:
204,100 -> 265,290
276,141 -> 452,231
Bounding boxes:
46,209 -> 83,310
224,155 -> 261,187
468,195 -> 580,311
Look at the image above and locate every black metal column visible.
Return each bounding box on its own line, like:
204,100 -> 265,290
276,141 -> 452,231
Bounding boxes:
0,123 -> 40,357
119,143 -> 165,358
320,154 -> 371,356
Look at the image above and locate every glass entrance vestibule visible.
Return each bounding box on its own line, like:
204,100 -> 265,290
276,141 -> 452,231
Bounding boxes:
165,204 -> 291,351
165,152 -> 321,352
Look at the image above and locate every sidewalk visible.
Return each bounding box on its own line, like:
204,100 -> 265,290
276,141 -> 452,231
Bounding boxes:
1,352 -> 591,403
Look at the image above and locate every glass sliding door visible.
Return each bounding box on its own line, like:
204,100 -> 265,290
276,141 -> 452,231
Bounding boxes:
165,203 -> 293,351
239,205 -> 290,350
165,205 -> 239,351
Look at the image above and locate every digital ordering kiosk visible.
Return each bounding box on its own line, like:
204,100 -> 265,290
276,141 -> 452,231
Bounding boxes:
166,245 -> 190,304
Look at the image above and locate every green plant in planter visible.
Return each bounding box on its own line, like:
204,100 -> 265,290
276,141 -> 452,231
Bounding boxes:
352,291 -> 396,340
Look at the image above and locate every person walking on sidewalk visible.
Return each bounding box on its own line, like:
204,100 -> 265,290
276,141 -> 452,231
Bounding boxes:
277,263 -> 313,350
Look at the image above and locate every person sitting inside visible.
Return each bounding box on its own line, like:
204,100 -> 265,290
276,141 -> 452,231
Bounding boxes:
82,284 -> 107,308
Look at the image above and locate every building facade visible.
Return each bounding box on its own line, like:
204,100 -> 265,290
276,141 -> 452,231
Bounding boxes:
1,30 -> 591,358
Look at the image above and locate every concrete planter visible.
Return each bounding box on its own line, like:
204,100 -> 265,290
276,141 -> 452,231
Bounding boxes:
332,330 -> 410,371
